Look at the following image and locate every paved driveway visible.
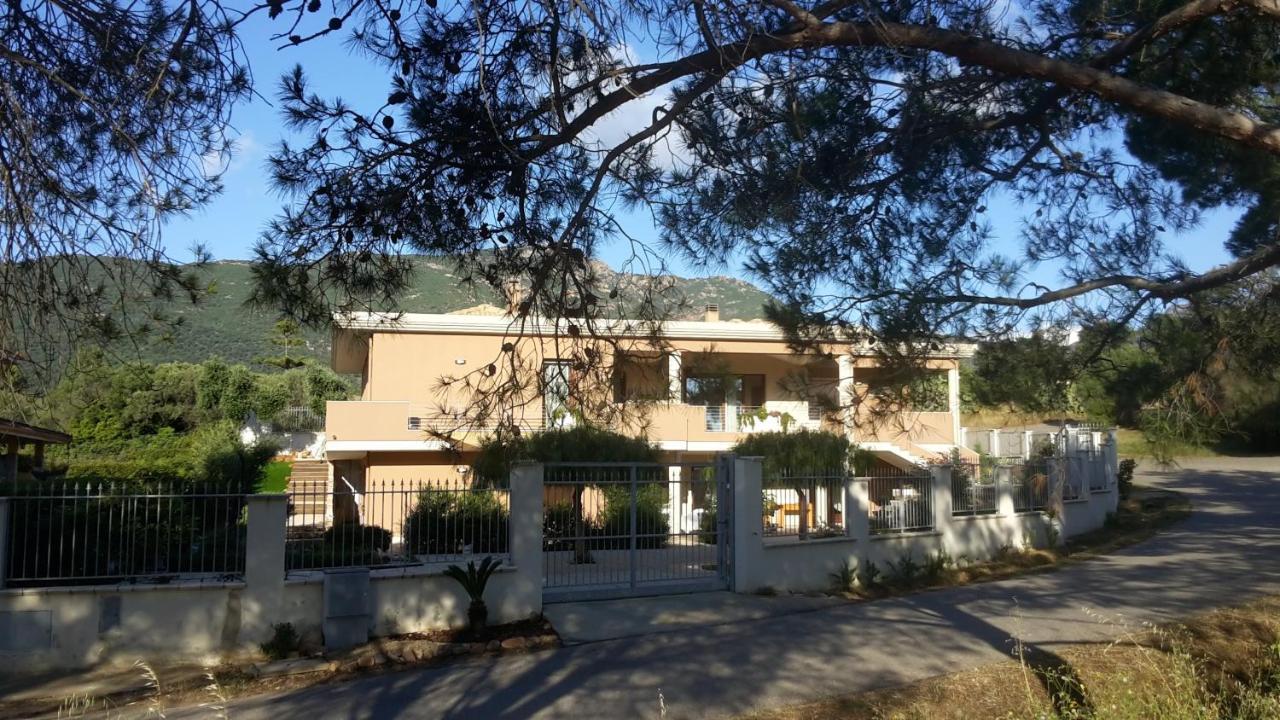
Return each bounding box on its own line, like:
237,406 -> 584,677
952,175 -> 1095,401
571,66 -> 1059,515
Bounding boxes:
171,457 -> 1279,719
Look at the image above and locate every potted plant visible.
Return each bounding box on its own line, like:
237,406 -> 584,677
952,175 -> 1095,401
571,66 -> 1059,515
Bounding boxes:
443,555 -> 502,631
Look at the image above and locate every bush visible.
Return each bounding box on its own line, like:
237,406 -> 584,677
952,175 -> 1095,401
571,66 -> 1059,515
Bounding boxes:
323,522 -> 392,552
260,622 -> 300,660
732,428 -> 853,480
698,506 -> 718,544
472,424 -> 659,481
599,484 -> 669,548
403,489 -> 509,556
1118,458 -> 1137,500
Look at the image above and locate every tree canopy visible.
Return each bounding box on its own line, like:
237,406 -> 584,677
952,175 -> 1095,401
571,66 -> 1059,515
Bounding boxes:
0,0 -> 250,372
255,0 -> 1280,337
8,0 -> 1280,443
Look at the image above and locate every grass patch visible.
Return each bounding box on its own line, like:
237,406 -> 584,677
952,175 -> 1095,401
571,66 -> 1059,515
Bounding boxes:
741,595 -> 1280,720
829,486 -> 1191,599
1114,428 -> 1222,460
257,460 -> 292,493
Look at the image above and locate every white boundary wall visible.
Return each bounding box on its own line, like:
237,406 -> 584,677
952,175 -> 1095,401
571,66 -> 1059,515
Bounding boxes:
732,433 -> 1120,594
0,465 -> 544,673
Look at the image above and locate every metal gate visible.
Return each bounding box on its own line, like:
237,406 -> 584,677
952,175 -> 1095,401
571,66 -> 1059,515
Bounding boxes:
542,457 -> 733,602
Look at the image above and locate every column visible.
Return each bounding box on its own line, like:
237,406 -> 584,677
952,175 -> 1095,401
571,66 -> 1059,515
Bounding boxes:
814,484 -> 829,528
837,355 -> 855,442
3,437 -> 17,486
0,497 -> 8,589
243,494 -> 288,644
667,350 -> 682,402
667,465 -> 684,533
33,442 -> 45,472
732,456 -> 764,594
844,477 -> 870,543
947,366 -> 961,444
995,465 -> 1016,516
930,464 -> 952,532
510,463 -> 545,617
989,429 -> 1000,457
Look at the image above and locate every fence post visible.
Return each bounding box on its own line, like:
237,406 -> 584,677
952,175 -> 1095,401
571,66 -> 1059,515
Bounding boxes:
0,497 -> 8,590
244,494 -> 288,645
931,465 -> 952,532
995,465 -> 1016,516
732,456 -> 764,594
509,462 -> 545,616
845,477 -> 870,545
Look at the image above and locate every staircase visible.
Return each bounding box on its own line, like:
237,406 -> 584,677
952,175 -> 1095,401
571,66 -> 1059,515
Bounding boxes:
287,459 -> 330,529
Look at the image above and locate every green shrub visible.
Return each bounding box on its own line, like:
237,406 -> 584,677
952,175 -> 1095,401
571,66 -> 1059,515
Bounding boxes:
886,552 -> 923,588
599,483 -> 669,548
472,424 -> 659,480
323,523 -> 392,552
1118,458 -> 1137,499
829,560 -> 858,593
402,489 -> 509,556
698,506 -> 718,544
733,428 -> 853,480
260,622 -> 300,660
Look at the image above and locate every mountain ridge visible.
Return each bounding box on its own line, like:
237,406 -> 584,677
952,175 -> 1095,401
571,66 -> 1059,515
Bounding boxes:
119,256 -> 775,368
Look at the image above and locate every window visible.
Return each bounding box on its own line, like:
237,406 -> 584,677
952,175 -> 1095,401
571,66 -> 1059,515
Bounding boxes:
542,361 -> 574,428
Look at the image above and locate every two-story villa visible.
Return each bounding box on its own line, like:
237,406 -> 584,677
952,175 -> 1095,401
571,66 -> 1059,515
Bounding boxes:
323,304 -> 973,504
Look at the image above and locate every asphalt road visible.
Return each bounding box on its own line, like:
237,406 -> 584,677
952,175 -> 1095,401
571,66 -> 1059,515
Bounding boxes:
168,457 -> 1280,719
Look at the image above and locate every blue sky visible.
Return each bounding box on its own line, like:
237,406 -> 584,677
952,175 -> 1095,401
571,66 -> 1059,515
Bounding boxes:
164,13 -> 1240,289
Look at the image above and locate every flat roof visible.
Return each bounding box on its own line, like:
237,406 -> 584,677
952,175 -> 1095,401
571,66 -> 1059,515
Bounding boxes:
0,418 -> 71,444
333,311 -> 975,353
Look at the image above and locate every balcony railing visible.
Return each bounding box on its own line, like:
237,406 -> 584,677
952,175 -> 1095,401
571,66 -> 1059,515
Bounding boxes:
407,412 -> 548,433
701,404 -> 820,433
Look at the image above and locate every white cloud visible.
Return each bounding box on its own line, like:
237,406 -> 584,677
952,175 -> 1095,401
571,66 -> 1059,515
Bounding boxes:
201,131 -> 259,179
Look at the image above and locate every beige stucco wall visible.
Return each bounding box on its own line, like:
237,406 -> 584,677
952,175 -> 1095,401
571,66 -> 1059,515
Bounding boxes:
329,323 -> 966,456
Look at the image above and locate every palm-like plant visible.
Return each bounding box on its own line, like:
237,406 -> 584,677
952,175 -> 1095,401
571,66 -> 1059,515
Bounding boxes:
443,556 -> 502,631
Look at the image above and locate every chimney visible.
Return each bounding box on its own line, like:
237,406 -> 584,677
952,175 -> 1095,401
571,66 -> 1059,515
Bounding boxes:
704,304 -> 720,322
505,279 -> 524,315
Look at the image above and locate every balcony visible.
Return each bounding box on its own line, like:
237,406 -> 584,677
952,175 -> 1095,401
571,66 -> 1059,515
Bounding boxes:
701,404 -> 821,433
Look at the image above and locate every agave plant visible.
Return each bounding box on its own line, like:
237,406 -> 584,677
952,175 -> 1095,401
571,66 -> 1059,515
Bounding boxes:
443,555 -> 502,631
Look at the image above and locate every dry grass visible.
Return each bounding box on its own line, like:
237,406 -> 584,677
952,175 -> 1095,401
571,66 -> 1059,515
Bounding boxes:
743,596 -> 1280,720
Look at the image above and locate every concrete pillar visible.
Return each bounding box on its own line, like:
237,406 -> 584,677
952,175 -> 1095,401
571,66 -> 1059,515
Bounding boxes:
837,355 -> 855,442
3,437 -> 17,486
33,442 -> 45,471
243,494 -> 288,644
931,464 -> 952,531
1024,431 -> 1034,460
667,466 -> 683,533
814,484 -> 829,527
732,456 -> 764,593
988,430 -> 1000,458
509,463 -> 545,616
995,466 -> 1016,517
0,497 -> 8,589
845,478 -> 869,544
667,351 -> 682,402
947,366 -> 961,443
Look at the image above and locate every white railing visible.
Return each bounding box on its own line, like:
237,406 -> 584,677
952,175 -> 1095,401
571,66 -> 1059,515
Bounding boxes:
762,472 -> 847,539
866,473 -> 934,534
407,411 -> 547,433
702,404 -> 821,433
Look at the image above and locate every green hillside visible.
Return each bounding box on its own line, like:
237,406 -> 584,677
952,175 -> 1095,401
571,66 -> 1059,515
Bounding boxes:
117,257 -> 775,368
